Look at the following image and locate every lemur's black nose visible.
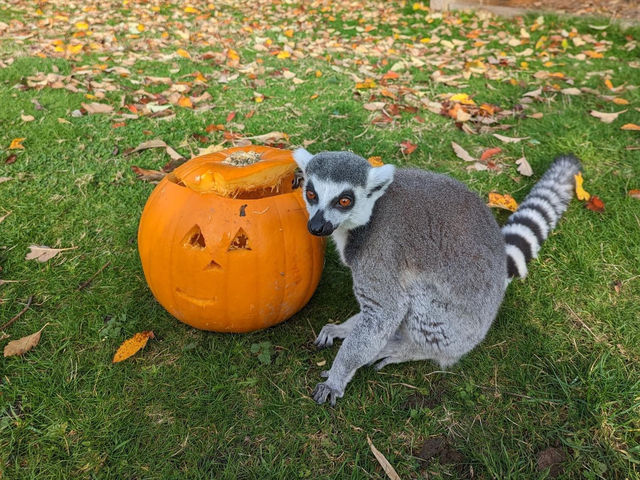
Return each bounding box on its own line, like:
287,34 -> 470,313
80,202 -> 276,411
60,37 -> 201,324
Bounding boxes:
308,211 -> 335,236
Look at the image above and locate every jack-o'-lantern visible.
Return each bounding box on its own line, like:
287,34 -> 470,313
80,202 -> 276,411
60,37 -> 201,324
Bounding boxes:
138,146 -> 325,332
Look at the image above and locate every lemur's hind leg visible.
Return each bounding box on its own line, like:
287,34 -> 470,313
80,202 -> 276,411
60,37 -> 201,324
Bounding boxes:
314,313 -> 361,348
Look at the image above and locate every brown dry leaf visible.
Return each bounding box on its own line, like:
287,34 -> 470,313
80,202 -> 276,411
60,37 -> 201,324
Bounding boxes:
4,324 -> 48,357
628,189 -> 640,200
367,437 -> 401,480
574,172 -> 591,201
621,123 -> 640,131
21,114 -> 35,122
81,102 -> 114,114
487,192 -> 518,212
9,138 -> 25,150
363,102 -> 386,111
561,88 -> 582,96
130,139 -> 168,153
198,143 -> 226,155
0,177 -> 12,184
131,166 -> 166,182
586,195 -> 605,213
516,157 -> 533,176
25,245 -> 77,262
492,134 -> 529,144
400,140 -> 417,155
590,110 -> 627,124
166,146 -> 184,161
480,147 -> 501,162
5,154 -> 17,164
113,331 -> 155,363
245,131 -> 289,144
58,118 -> 72,125
451,141 -> 475,162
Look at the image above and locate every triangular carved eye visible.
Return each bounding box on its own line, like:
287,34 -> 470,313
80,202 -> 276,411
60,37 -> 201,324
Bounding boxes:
228,228 -> 251,251
204,259 -> 222,270
183,225 -> 206,249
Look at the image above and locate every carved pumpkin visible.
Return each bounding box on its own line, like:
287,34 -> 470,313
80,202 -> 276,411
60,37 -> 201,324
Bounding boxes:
138,146 -> 325,332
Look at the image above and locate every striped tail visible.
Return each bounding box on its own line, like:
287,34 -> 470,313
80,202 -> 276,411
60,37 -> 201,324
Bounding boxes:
503,154 -> 582,279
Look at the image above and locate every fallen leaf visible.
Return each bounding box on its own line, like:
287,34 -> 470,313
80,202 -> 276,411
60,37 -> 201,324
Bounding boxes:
590,110 -> 627,124
492,134 -> 528,144
367,437 -> 401,480
355,78 -> 376,89
449,93 -> 476,105
363,102 -> 386,111
9,138 -> 25,150
400,140 -> 417,155
5,154 -> 17,164
113,331 -> 155,363
198,143 -> 226,155
612,98 -> 629,105
58,118 -> 71,124
131,166 -> 166,182
561,88 -> 582,96
81,102 -> 113,114
516,157 -> 533,176
574,172 -> 591,201
25,245 -> 77,262
480,147 -> 501,162
488,193 -> 518,212
451,141 -> 475,162
226,111 -> 236,123
586,195 -> 605,212
177,96 -> 193,108
368,156 -> 384,167
3,324 -> 48,357
176,48 -> 191,59
628,189 -> 640,200
21,114 -> 35,122
245,131 -> 289,144
0,177 -> 12,184
621,123 -> 640,131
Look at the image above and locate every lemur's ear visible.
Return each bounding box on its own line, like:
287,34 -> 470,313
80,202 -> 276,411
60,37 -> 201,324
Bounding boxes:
292,148 -> 313,170
366,164 -> 395,197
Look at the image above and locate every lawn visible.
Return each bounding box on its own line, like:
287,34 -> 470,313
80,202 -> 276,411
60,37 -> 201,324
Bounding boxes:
1,0 -> 639,478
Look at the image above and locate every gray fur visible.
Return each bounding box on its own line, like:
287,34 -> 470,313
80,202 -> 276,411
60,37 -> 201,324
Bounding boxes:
295,150 -> 579,406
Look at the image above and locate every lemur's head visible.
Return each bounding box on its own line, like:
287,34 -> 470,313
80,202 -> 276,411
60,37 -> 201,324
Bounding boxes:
293,148 -> 395,236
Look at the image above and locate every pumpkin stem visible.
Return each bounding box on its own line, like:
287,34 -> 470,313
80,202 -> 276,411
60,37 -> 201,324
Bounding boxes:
222,150 -> 263,166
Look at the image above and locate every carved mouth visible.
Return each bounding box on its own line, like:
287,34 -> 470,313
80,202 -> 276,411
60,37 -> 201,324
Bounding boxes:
175,288 -> 218,307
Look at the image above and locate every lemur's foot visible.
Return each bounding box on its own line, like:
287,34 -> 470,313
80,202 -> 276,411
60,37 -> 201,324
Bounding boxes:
312,381 -> 343,406
314,324 -> 344,349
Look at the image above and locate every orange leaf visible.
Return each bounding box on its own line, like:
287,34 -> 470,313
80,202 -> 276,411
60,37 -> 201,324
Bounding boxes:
9,138 -> 25,150
628,189 -> 640,200
355,79 -> 376,89
585,195 -> 605,213
176,48 -> 191,59
178,96 -> 193,108
368,156 -> 384,167
113,331 -> 155,363
621,123 -> 640,131
584,50 -> 604,59
480,147 -> 502,162
382,71 -> 399,81
487,193 -> 518,212
400,141 -> 417,155
227,49 -> 240,61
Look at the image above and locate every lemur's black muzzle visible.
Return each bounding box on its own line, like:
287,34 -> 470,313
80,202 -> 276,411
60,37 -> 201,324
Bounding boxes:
308,210 -> 335,236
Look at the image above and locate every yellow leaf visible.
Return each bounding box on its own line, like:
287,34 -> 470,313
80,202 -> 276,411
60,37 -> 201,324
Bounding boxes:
420,37 -> 430,43
177,96 -> 193,108
113,331 -> 154,363
227,49 -> 240,61
621,123 -> 640,131
612,98 -> 629,105
487,193 -> 518,212
574,172 -> 591,201
449,93 -> 476,105
137,23 -> 145,32
75,21 -> 89,30
184,6 -> 200,13
276,50 -> 291,59
520,61 -> 529,69
355,78 -> 376,89
284,29 -> 294,38
584,50 -> 604,59
176,48 -> 191,59
67,44 -> 83,54
9,138 -> 25,150
254,94 -> 264,103
315,70 -> 323,78
368,156 -> 384,167
194,72 -> 207,83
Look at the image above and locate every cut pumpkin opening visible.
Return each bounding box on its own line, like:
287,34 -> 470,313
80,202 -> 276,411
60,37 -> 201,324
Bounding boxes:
228,228 -> 251,251
172,146 -> 297,198
183,225 -> 206,249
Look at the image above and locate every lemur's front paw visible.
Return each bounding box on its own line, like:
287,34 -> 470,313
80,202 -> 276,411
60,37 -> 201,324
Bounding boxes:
312,381 -> 344,406
314,324 -> 339,348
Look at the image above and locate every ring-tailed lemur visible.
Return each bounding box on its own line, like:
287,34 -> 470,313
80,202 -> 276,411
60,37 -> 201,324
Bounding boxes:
293,148 -> 581,406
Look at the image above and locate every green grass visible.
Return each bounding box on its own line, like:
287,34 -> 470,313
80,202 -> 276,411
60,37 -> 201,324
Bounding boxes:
1,1 -> 639,478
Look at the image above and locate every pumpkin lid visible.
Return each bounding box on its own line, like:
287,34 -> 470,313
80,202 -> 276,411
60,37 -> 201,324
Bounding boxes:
172,146 -> 298,198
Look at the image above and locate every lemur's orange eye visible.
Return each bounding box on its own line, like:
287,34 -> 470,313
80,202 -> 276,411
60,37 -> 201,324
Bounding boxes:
306,190 -> 317,201
339,197 -> 352,208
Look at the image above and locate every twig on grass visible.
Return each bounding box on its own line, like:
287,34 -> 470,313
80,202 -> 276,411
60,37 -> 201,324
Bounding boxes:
0,295 -> 34,331
77,261 -> 111,291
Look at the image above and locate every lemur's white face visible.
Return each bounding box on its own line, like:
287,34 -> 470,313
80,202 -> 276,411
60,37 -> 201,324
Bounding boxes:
302,177 -> 372,235
293,148 -> 395,236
